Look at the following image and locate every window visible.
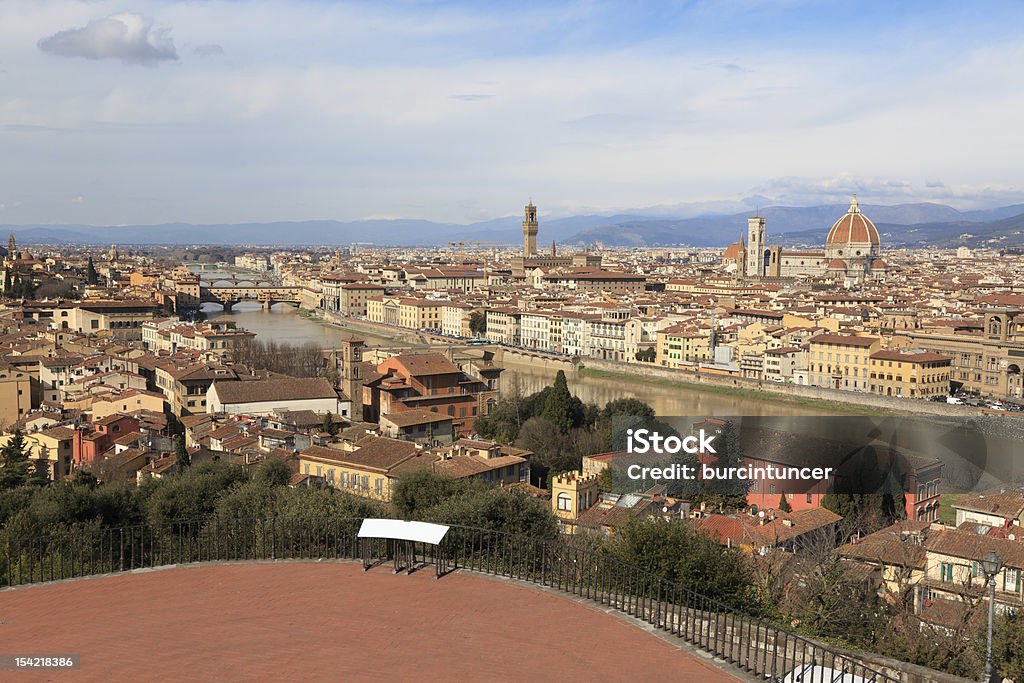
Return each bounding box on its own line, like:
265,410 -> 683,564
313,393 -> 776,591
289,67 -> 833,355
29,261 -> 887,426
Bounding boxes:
557,492 -> 572,511
941,562 -> 954,582
375,478 -> 383,495
1005,567 -> 1021,593
806,492 -> 813,504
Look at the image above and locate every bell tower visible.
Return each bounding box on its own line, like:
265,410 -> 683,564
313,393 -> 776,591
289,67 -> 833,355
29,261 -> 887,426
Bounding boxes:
522,200 -> 538,257
339,336 -> 366,421
745,216 -> 766,278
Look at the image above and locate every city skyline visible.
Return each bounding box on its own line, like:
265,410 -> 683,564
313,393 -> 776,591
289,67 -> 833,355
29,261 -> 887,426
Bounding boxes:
2,0 -> 1024,225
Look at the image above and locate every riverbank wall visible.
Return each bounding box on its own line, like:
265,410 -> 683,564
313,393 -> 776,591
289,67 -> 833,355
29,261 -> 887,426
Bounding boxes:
498,348 -> 990,418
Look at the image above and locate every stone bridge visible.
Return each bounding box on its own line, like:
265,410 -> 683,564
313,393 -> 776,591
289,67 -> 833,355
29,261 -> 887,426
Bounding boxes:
200,285 -> 302,311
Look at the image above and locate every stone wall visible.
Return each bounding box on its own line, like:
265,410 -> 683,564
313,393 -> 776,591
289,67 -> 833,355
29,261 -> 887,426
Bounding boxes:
498,348 -> 989,418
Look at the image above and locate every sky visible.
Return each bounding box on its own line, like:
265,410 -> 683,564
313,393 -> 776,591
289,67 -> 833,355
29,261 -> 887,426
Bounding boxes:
2,0 -> 1024,226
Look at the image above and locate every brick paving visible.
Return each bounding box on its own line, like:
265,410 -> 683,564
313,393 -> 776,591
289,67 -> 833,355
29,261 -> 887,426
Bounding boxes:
0,562 -> 741,682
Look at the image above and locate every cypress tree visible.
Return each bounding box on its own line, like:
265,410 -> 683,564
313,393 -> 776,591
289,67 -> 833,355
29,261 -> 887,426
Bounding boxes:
175,437 -> 191,470
0,428 -> 32,489
540,370 -> 574,433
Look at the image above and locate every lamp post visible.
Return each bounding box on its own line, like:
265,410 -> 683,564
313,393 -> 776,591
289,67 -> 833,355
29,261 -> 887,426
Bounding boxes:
982,550 -> 1003,683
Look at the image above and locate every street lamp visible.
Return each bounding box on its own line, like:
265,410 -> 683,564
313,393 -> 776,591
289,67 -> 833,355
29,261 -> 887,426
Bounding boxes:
982,550 -> 1003,683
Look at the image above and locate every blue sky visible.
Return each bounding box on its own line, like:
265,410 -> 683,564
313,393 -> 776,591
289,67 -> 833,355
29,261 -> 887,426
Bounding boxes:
2,0 -> 1023,225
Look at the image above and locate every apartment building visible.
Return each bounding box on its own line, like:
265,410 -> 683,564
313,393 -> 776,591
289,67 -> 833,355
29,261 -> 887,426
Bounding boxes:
892,309 -> 1024,399
762,347 -> 806,382
867,350 -> 952,398
807,333 -> 881,391
656,324 -> 711,367
0,363 -> 33,424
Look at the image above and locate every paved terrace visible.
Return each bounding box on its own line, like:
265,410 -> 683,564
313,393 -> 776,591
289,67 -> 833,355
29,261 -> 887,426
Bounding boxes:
0,562 -> 741,682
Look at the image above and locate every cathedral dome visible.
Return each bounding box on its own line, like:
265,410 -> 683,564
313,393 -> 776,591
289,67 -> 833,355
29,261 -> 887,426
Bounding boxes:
826,197 -> 880,247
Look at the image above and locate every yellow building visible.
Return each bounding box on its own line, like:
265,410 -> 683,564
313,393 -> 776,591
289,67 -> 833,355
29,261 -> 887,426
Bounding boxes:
551,471 -> 598,523
297,436 -> 529,502
656,324 -> 711,367
0,425 -> 75,480
868,350 -> 952,398
297,439 -> 422,501
398,298 -> 442,332
807,333 -> 881,391
89,389 -> 167,420
0,363 -> 33,426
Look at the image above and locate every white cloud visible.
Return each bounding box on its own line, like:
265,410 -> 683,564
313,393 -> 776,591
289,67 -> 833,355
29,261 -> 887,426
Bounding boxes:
192,44 -> 223,58
70,195 -> 84,204
38,13 -> 178,65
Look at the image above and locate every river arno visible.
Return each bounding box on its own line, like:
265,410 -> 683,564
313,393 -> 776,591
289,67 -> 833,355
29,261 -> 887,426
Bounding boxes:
205,303 -> 396,346
208,305 -> 836,417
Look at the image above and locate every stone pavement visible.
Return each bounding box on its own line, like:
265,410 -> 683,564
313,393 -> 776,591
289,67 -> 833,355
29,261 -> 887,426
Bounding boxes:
0,562 -> 741,682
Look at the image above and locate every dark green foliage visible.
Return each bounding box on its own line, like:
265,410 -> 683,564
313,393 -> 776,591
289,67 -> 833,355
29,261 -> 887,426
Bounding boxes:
791,557 -> 885,642
989,608 -> 1024,682
540,370 -> 577,433
1,480 -> 143,547
468,311 -> 486,336
421,487 -> 559,540
634,348 -> 656,362
391,469 -> 488,519
175,437 -> 191,470
778,493 -> 792,513
607,517 -> 757,611
144,461 -> 248,527
253,458 -> 292,487
321,412 -> 339,436
0,429 -> 32,490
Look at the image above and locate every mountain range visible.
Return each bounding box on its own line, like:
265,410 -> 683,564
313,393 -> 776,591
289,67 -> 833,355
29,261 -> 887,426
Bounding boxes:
8,202 -> 1024,249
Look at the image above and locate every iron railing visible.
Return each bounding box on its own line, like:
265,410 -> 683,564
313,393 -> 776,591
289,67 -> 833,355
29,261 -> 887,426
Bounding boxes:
1,518 -> 902,683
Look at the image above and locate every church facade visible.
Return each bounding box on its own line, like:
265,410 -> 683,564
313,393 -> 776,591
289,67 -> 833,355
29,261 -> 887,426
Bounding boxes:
723,197 -> 888,283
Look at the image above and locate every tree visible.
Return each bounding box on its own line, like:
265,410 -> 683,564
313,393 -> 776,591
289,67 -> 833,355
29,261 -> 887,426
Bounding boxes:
31,457 -> 51,486
391,470 -> 487,519
321,412 -> 339,437
469,311 -> 486,337
422,487 -> 560,540
514,417 -> 576,485
778,493 -> 792,513
608,517 -> 757,611
86,257 -> 98,285
540,370 -> 575,433
791,556 -> 886,643
0,429 -> 33,490
253,458 -> 292,487
175,437 -> 191,470
988,607 -> 1024,682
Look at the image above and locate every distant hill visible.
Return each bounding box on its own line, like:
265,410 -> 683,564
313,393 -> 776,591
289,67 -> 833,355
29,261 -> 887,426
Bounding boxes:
9,202 -> 1024,248
566,203 -> 1024,248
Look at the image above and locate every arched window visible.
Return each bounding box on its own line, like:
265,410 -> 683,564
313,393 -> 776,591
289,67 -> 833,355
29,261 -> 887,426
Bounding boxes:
557,492 -> 572,512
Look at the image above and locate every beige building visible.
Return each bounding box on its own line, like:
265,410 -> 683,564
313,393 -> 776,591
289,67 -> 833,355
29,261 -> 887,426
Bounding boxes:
867,350 -> 951,398
551,471 -> 598,526
0,363 -> 32,426
656,324 -> 711,367
807,333 -> 881,391
892,309 -> 1024,400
